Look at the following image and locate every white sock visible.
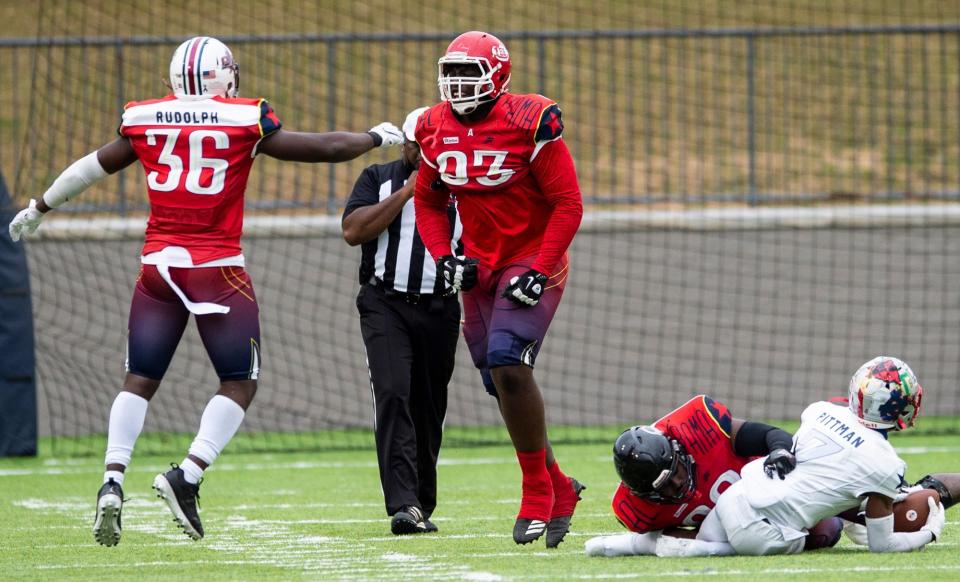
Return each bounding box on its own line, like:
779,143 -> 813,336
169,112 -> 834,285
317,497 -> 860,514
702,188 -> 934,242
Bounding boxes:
103,470 -> 125,486
181,395 -> 246,484
103,391 -> 149,471
180,458 -> 205,484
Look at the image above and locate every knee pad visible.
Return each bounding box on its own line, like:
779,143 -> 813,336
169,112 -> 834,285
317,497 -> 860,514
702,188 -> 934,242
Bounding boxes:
480,368 -> 499,398
915,475 -> 955,510
487,330 -> 538,369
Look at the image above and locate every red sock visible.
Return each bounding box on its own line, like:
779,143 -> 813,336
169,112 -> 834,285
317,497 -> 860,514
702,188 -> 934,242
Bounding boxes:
547,460 -> 579,518
516,449 -> 554,521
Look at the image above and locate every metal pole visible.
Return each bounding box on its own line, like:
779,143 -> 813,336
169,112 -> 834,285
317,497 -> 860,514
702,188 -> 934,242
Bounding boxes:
746,35 -> 757,204
115,41 -> 126,216
537,36 -> 546,96
326,39 -> 336,214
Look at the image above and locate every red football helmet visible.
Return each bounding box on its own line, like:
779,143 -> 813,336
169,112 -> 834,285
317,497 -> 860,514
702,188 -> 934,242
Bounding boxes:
438,31 -> 512,114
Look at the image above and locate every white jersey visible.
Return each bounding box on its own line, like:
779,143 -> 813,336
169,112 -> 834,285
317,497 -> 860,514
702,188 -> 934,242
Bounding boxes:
739,400 -> 906,531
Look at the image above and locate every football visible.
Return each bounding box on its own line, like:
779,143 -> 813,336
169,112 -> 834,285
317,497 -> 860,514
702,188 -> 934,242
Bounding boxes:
894,489 -> 941,532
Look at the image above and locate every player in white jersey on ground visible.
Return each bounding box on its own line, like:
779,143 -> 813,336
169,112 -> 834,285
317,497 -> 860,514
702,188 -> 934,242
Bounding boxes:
654,356 -> 944,557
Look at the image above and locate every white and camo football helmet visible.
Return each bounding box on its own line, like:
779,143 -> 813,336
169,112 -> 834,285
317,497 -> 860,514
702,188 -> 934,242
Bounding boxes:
848,356 -> 923,431
169,36 -> 239,99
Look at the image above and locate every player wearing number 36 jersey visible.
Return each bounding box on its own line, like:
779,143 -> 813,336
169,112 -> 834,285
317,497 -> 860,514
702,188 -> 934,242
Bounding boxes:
119,95 -> 283,263
8,36 -> 404,548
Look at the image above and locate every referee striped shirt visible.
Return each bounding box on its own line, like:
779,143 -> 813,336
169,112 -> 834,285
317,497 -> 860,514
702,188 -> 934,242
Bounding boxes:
343,158 -> 462,294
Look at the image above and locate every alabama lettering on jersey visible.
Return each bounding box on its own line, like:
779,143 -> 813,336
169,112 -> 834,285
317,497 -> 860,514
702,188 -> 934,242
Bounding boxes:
739,400 -> 907,531
414,93 -> 571,271
120,95 -> 282,264
612,396 -> 748,533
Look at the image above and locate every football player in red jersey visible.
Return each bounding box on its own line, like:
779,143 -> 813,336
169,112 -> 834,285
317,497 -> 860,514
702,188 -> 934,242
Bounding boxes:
413,31 -> 584,547
8,36 -> 403,547
583,395 -> 836,556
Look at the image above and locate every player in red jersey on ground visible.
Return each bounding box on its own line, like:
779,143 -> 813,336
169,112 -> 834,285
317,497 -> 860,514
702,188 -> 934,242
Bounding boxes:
8,36 -> 403,547
413,30 -> 584,547
584,395 -> 840,556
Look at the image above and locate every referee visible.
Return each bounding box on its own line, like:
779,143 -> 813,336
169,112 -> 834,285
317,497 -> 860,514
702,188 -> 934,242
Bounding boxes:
342,107 -> 462,535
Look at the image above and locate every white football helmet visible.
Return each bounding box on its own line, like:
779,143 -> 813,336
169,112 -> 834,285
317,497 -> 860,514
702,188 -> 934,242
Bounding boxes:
848,356 -> 923,430
169,36 -> 239,99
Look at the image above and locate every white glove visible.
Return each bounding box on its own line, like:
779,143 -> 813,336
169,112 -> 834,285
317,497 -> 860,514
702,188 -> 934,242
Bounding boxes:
9,199 -> 44,242
842,519 -> 869,546
584,532 -> 660,557
920,497 -> 946,541
368,122 -> 404,147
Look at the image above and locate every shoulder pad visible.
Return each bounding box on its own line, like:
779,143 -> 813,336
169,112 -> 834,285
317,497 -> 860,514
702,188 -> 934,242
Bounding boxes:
701,396 -> 733,436
257,99 -> 282,137
534,103 -> 564,143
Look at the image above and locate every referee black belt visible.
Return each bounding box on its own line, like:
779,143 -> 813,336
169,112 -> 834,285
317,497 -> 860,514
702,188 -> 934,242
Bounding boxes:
368,278 -> 435,305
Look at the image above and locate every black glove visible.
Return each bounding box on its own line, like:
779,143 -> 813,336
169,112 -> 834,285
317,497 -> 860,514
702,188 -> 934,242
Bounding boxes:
501,269 -> 549,306
437,255 -> 479,296
763,448 -> 797,480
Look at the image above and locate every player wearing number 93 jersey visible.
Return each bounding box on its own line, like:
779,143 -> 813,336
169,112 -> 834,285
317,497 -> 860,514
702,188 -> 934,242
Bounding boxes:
414,31 -> 585,547
8,35 -> 404,547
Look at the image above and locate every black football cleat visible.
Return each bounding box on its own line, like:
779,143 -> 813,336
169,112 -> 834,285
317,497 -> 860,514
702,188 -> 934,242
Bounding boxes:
545,478 -> 586,548
513,518 -> 548,544
391,506 -> 427,535
92,479 -> 124,547
152,464 -> 204,540
423,518 -> 439,533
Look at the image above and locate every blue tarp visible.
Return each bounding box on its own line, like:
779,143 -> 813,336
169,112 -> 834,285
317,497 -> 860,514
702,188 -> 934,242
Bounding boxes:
0,173 -> 37,456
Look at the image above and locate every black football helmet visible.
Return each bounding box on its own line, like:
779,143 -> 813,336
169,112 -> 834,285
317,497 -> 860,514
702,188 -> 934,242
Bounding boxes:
613,425 -> 695,503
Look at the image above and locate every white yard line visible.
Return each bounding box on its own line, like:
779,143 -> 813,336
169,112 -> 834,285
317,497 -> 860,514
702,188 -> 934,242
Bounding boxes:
515,565 -> 960,580
0,456 -> 519,477
15,495 -> 501,581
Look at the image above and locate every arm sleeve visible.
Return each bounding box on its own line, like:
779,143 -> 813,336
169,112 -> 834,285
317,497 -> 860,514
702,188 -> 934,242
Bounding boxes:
528,137 -> 583,275
734,421 -> 794,457
342,167 -> 381,220
865,514 -> 933,552
585,532 -> 662,557
40,151 -> 109,209
414,160 -> 455,260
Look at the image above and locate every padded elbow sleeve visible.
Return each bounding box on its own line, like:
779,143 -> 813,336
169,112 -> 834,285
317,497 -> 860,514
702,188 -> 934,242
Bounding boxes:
734,422 -> 793,457
41,151 -> 108,209
915,475 -> 955,510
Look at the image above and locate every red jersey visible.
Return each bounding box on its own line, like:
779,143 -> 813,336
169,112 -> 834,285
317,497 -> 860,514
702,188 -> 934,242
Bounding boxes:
612,395 -> 750,533
120,95 -> 282,264
413,94 -> 582,275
